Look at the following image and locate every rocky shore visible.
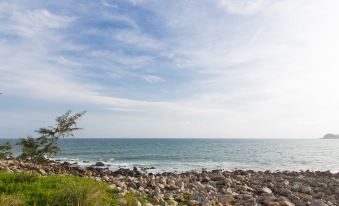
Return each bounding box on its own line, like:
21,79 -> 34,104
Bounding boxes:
1,159 -> 338,206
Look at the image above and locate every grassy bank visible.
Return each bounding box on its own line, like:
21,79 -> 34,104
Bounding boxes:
0,172 -> 147,206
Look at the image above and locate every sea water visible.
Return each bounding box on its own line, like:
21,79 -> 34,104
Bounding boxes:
1,138 -> 338,172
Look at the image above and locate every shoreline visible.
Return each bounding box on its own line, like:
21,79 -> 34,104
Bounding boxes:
49,157 -> 339,175
1,159 -> 338,205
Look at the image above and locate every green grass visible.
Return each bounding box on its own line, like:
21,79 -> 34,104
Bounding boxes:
0,172 -> 142,206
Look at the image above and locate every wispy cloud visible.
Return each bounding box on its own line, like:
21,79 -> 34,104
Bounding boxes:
141,75 -> 164,83
101,0 -> 119,9
218,0 -> 268,15
1,0 -> 339,138
112,29 -> 163,50
0,6 -> 74,37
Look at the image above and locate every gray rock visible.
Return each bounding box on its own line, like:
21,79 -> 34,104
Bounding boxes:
301,185 -> 312,193
292,182 -> 302,192
309,200 -> 328,206
94,162 -> 105,166
261,187 -> 273,194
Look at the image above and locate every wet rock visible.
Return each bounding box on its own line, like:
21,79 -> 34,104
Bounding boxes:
94,162 -> 105,166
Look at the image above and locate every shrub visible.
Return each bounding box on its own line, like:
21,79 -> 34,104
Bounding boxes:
0,142 -> 12,159
17,111 -> 86,163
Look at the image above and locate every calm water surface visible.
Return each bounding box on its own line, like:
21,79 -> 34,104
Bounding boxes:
1,139 -> 338,172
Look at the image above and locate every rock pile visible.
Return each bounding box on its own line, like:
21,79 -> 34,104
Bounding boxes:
1,159 -> 338,206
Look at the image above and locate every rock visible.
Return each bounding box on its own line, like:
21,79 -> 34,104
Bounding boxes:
109,184 -> 116,190
167,199 -> 178,206
333,186 -> 339,195
190,193 -> 206,203
3,166 -> 12,173
117,198 -> 128,206
201,175 -> 211,183
261,187 -> 273,194
292,182 -> 302,192
218,195 -> 235,205
280,201 -> 295,206
309,200 -> 328,206
196,182 -> 205,191
94,162 -> 105,166
259,193 -> 275,205
235,175 -> 245,182
301,185 -> 312,193
278,197 -> 295,206
167,183 -> 178,190
300,194 -> 312,202
314,192 -> 325,199
287,193 -> 300,203
132,199 -> 142,206
187,200 -> 200,206
38,168 -> 47,175
268,202 -> 281,206
205,184 -> 216,192
2,159 -> 339,206
155,186 -> 161,195
179,182 -> 185,191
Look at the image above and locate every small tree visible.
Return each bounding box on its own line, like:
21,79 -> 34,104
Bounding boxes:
17,111 -> 86,163
0,141 -> 12,159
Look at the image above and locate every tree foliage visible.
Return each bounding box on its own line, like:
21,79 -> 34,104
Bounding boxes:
0,141 -> 12,159
17,111 -> 86,163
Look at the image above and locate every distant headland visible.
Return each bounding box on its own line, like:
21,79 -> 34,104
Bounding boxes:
322,133 -> 339,139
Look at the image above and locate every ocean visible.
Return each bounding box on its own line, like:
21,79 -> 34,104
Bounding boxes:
1,138 -> 338,172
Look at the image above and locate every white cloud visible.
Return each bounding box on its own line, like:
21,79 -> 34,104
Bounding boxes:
141,75 -> 164,83
5,9 -> 74,37
218,0 -> 267,15
101,0 -> 119,9
2,0 -> 339,138
112,29 -> 163,50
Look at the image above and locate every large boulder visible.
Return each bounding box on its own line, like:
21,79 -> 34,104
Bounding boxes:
94,162 -> 105,166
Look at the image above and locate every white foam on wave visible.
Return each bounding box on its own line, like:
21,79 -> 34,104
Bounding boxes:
50,156 -> 339,173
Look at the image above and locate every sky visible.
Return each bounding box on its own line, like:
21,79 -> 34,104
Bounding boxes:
1,0 -> 339,139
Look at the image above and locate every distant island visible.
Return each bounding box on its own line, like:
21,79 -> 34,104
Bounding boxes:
322,133 -> 339,139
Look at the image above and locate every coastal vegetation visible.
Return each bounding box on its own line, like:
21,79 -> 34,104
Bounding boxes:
17,111 -> 86,163
0,111 -> 153,206
0,111 -> 85,162
0,172 -> 113,206
0,142 -> 12,159
0,171 -> 151,206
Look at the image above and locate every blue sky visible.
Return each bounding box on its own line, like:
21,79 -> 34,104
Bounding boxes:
1,0 -> 339,138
